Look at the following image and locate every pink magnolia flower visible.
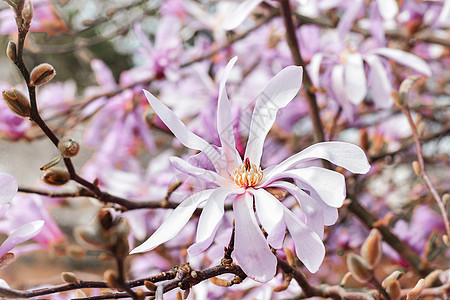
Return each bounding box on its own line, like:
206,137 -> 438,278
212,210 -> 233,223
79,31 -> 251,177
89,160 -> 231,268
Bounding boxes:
131,57 -> 370,282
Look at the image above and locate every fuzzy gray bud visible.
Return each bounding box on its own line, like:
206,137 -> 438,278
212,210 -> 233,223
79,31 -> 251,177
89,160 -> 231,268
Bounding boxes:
30,63 -> 55,86
6,40 -> 17,61
2,88 -> 30,118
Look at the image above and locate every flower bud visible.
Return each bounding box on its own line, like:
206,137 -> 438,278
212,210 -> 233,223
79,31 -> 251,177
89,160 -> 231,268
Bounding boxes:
104,269 -> 122,290
2,88 -> 30,118
209,277 -> 231,287
3,0 -> 25,14
6,40 -> 17,61
144,280 -> 157,291
361,229 -> 382,268
30,63 -> 55,86
0,252 -> 15,270
61,272 -> 79,284
417,121 -> 426,137
346,253 -> 373,284
176,291 -> 182,300
406,278 -> 425,300
21,0 -> 33,27
384,281 -> 401,300
382,270 -> 403,289
412,161 -> 421,177
424,269 -> 442,287
58,137 -> 80,158
42,167 -> 70,186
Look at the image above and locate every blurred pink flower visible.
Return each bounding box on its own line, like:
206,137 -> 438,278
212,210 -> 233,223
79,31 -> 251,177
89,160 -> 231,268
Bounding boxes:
131,57 -> 370,282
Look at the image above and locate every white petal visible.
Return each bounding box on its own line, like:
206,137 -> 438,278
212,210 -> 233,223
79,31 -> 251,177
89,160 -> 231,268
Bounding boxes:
369,48 -> 431,76
233,193 -> 277,282
337,0 -> 362,38
284,207 -> 325,273
187,188 -> 231,256
252,189 -> 286,249
222,0 -> 263,30
365,54 -> 393,108
438,0 -> 450,26
143,90 -> 223,172
130,190 -> 214,254
169,157 -> 233,188
244,66 -> 303,167
282,167 -> 346,208
308,53 -> 323,86
261,142 -> 370,184
0,173 -> 17,206
217,57 -> 242,173
0,220 -> 44,259
376,0 -> 398,20
331,64 -> 350,106
267,181 -> 324,239
344,52 -> 367,104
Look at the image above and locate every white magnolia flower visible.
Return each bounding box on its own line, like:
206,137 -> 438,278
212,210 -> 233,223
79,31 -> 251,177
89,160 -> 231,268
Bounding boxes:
131,57 -> 370,282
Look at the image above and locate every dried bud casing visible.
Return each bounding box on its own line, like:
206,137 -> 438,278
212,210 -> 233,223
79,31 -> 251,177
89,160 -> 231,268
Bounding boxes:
3,0 -> 25,14
406,278 -> 425,300
384,281 -> 401,300
2,88 -> 30,118
361,229 -> 382,268
347,253 -> 373,284
42,167 -> 70,186
58,137 -> 80,158
30,63 -> 55,86
61,272 -> 79,284
21,0 -> 33,27
6,40 -> 17,61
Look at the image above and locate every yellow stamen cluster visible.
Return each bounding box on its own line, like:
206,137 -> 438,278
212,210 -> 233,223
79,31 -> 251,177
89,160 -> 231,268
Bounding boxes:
232,158 -> 263,188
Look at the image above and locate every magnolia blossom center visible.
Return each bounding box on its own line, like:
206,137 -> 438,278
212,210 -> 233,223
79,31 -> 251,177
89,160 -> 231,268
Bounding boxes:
232,158 -> 263,188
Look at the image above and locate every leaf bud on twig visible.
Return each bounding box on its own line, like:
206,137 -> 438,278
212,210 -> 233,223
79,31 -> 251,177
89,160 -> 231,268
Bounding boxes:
58,137 -> 80,158
21,0 -> 33,27
104,269 -> 122,291
412,161 -> 421,177
2,0 -> 25,14
30,63 -> 56,86
346,253 -> 373,284
361,229 -> 382,268
382,270 -> 403,300
6,40 -> 17,61
42,167 -> 70,186
2,88 -> 30,117
406,278 -> 425,300
61,272 -> 79,284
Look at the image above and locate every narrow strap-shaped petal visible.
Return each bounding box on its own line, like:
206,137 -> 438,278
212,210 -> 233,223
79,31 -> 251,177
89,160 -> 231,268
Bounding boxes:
217,57 -> 242,174
261,141 -> 370,184
222,0 -> 262,30
369,48 -> 432,76
233,192 -> 277,282
91,60 -> 117,90
376,0 -> 398,20
0,220 -> 44,259
365,54 -> 393,108
130,189 -> 215,254
187,188 -> 232,256
283,206 -> 325,273
337,0 -> 362,39
282,167 -> 346,208
143,90 -> 223,172
244,66 -> 303,167
344,52 -> 367,105
266,181 -> 324,239
169,157 -> 234,188
251,189 -> 286,249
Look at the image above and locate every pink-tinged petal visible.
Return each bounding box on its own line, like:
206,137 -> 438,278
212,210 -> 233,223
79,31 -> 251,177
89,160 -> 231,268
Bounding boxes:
344,52 -> 367,105
0,173 -> 17,207
365,54 -> 393,108
337,0 -> 362,38
0,220 -> 44,259
217,57 -> 242,173
376,0 -> 398,20
331,65 -> 349,106
222,0 -> 263,30
308,53 -> 323,86
262,142 -> 370,184
134,23 -> 154,56
233,192 -> 277,282
143,90 -> 222,172
252,189 -> 286,249
438,0 -> 450,26
267,182 -> 324,239
130,190 -> 215,254
91,60 -> 117,90
187,188 -> 232,256
284,207 -> 325,273
245,66 -> 303,167
369,48 -> 431,76
282,167 -> 346,208
169,157 -> 235,188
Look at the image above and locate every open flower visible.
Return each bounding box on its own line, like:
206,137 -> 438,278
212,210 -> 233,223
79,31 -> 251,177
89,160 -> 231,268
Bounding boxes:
131,57 -> 370,282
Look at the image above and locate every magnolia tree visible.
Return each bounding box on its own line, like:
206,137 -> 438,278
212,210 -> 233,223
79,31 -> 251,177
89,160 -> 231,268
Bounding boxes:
0,0 -> 449,299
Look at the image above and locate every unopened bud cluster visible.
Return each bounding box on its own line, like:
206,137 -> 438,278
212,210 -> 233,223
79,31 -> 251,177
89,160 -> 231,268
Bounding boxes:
2,88 -> 30,118
76,209 -> 130,257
